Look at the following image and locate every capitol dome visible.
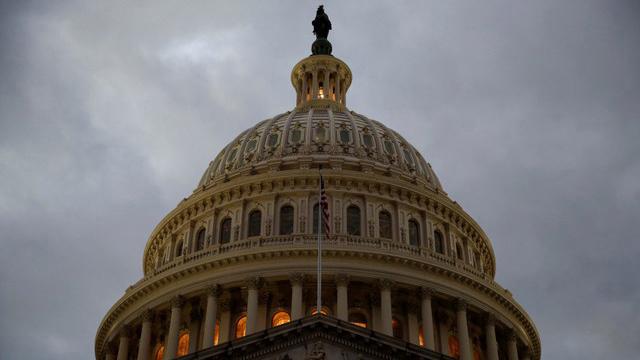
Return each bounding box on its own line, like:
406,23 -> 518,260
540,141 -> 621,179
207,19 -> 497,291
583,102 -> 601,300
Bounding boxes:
97,8 -> 539,360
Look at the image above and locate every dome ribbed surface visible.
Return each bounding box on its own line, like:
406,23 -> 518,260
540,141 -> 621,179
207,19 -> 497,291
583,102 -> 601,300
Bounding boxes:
198,108 -> 443,191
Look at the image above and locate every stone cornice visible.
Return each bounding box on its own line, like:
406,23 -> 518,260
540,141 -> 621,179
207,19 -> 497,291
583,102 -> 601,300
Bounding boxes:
97,247 -> 539,360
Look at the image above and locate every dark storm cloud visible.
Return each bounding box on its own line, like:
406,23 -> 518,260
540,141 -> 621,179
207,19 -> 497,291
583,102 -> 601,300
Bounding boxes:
1,1 -> 638,359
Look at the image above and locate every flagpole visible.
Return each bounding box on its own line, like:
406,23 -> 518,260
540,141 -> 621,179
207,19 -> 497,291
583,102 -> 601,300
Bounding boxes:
317,168 -> 322,315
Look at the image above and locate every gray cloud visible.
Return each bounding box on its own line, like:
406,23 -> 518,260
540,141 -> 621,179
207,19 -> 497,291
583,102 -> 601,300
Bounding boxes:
1,1 -> 638,359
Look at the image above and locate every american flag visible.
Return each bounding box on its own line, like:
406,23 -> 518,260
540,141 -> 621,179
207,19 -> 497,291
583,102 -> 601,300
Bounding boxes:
320,175 -> 331,237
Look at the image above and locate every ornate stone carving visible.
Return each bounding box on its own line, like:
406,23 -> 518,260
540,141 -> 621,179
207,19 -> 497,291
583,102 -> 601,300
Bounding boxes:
334,274 -> 350,287
245,276 -> 264,290
420,286 -> 434,299
289,272 -> 305,286
140,309 -> 154,323
378,278 -> 395,291
455,298 -> 467,312
208,284 -> 222,298
305,341 -> 326,359
171,295 -> 185,309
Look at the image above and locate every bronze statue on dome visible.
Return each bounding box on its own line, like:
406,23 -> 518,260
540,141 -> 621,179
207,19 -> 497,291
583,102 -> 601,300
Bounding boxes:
311,5 -> 332,55
312,5 -> 331,39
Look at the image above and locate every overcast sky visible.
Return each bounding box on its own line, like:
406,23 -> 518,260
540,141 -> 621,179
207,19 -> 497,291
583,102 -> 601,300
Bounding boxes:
1,1 -> 639,359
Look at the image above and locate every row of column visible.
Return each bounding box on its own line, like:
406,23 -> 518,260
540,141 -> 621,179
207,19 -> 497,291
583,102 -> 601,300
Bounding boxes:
105,276 -> 527,360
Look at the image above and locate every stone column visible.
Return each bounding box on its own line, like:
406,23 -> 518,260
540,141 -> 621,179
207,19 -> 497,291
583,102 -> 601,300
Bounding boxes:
105,345 -> 116,360
485,313 -> 499,360
289,273 -> 304,320
407,302 -> 420,345
456,299 -> 472,360
163,296 -> 184,360
335,72 -> 341,103
116,326 -> 130,360
507,330 -> 519,360
218,298 -> 231,343
188,300 -> 202,354
311,70 -> 318,99
245,276 -> 262,335
369,293 -> 381,332
379,279 -> 394,336
335,274 -> 349,321
201,285 -> 220,349
136,310 -> 153,360
301,74 -> 308,103
323,70 -> 330,99
420,287 -> 436,350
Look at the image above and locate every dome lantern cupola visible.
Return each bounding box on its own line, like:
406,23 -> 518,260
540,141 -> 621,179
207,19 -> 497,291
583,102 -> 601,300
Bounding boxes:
291,6 -> 352,111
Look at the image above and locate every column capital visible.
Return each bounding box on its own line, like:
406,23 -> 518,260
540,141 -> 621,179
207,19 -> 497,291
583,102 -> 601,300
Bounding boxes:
378,278 -> 395,291
485,312 -> 496,326
335,274 -> 350,287
289,272 -> 305,286
259,290 -> 271,305
171,295 -> 185,309
244,276 -> 263,290
208,284 -> 222,297
140,309 -> 154,323
119,325 -> 131,338
219,297 -> 231,312
455,298 -> 467,312
420,286 -> 435,299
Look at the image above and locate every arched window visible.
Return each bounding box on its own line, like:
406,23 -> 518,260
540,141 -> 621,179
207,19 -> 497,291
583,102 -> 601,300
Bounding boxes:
456,243 -> 464,261
175,240 -> 184,257
349,312 -> 368,328
271,311 -> 291,327
312,203 -> 319,234
378,210 -> 392,239
248,210 -> 262,237
434,230 -> 444,254
177,331 -> 189,356
235,315 -> 247,339
409,219 -> 420,246
154,345 -> 165,360
310,306 -> 331,316
219,218 -> 232,244
392,317 -> 403,339
195,228 -> 206,251
214,320 -> 220,345
346,205 -> 361,236
279,205 -> 294,235
419,326 -> 425,347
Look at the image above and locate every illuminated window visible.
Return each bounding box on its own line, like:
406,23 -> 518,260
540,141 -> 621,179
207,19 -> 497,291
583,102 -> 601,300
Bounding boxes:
318,81 -> 325,99
214,320 -> 220,345
409,219 -> 420,246
271,311 -> 291,327
235,315 -> 247,339
448,335 -> 460,359
346,205 -> 361,236
310,306 -> 330,316
434,230 -> 445,254
177,332 -> 189,356
248,210 -> 262,237
419,326 -> 425,347
154,345 -> 165,360
219,218 -> 232,244
279,205 -> 294,235
349,312 -> 368,328
195,228 -> 206,251
379,210 -> 392,239
392,318 -> 403,339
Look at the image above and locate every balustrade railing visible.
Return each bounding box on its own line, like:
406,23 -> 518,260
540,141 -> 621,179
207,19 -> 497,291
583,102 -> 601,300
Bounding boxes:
147,234 -> 489,284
